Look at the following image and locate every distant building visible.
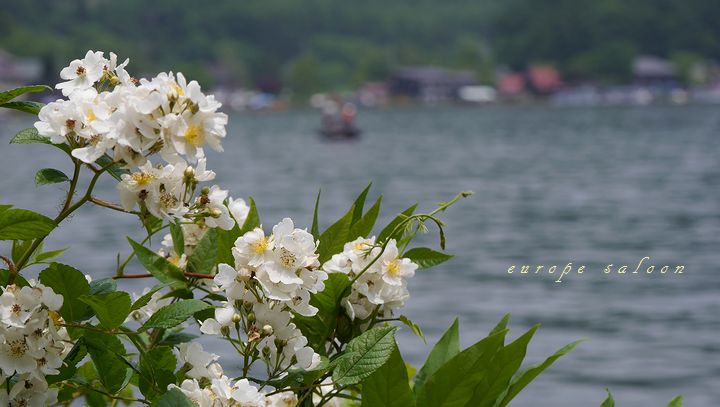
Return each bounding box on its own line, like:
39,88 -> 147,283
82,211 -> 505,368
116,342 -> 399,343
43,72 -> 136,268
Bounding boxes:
356,82 -> 389,107
388,66 -> 478,104
527,65 -> 562,95
0,50 -> 42,86
497,72 -> 526,99
633,56 -> 679,86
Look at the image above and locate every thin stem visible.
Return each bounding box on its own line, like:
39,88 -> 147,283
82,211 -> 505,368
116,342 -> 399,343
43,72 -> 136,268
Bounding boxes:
89,196 -> 140,215
15,160 -> 114,271
115,223 -> 171,276
0,256 -> 17,285
63,383 -> 149,405
61,159 -> 82,213
113,271 -> 214,280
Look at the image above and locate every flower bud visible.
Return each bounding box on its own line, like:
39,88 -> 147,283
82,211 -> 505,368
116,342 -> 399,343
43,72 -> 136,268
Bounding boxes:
262,324 -> 274,336
184,166 -> 195,179
247,312 -> 256,323
231,313 -> 242,324
201,187 -> 210,195
262,346 -> 271,356
243,301 -> 253,312
220,326 -> 230,336
209,208 -> 222,218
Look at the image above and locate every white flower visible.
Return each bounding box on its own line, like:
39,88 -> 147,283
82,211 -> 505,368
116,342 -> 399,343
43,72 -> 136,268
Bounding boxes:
378,240 -> 417,286
0,330 -> 37,375
262,218 -> 318,285
233,227 -> 273,268
199,303 -> 236,335
127,288 -> 173,323
203,185 -> 234,230
172,376 -> 266,407
170,379 -> 215,407
0,286 -> 41,328
6,374 -> 59,407
56,50 -> 106,96
214,263 -> 249,300
230,378 -> 266,406
34,99 -> 82,144
267,392 -> 299,407
323,237 -> 417,319
228,197 -> 250,226
176,342 -> 223,380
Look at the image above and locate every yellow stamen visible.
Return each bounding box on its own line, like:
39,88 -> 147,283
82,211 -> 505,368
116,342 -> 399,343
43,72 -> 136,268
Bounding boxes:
251,237 -> 269,254
131,172 -> 154,186
387,260 -> 401,276
184,124 -> 204,146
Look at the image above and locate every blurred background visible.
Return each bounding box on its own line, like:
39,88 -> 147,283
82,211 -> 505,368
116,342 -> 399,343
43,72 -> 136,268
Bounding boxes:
1,1 -> 719,405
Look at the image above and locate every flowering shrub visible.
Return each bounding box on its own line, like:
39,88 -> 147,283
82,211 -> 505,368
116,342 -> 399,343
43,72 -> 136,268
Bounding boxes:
0,51 -> 680,406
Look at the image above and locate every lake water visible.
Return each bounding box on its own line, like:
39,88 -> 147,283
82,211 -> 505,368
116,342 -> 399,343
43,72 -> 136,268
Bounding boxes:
1,105 -> 719,406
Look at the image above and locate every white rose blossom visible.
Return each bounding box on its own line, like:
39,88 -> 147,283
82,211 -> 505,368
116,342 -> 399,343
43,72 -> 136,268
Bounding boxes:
0,283 -> 70,403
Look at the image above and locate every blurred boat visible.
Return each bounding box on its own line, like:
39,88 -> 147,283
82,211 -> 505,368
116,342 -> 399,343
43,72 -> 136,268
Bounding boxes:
318,99 -> 361,140
318,124 -> 361,139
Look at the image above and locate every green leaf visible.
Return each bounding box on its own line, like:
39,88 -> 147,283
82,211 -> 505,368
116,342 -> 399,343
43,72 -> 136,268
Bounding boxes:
332,326 -> 398,386
415,329 -> 508,407
239,197 -> 260,234
95,154 -> 126,181
600,389 -> 615,407
47,339 -> 86,384
403,247 -> 453,269
0,208 -> 56,240
349,195 -> 382,240
378,204 -> 417,243
140,299 -> 211,332
0,204 -> 11,213
34,247 -> 67,262
10,127 -> 51,145
159,331 -> 197,346
0,85 -> 51,105
0,100 -> 44,115
139,346 -> 177,400
89,278 -> 116,295
152,388 -> 196,407
0,269 -> 29,287
467,325 -> 539,407
131,284 -> 168,311
351,183 -> 372,223
35,168 -> 70,186
318,204 -> 355,264
415,317 -> 460,391
84,331 -> 133,394
489,314 -> 511,337
311,189 -> 321,239
39,263 -> 92,322
398,315 -> 425,343
128,237 -> 186,284
79,292 -> 131,328
498,339 -> 585,407
169,222 -> 185,255
265,358 -> 330,389
12,239 -> 33,263
188,228 -> 217,274
362,345 -> 416,407
665,396 -> 683,407
294,273 -> 351,353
